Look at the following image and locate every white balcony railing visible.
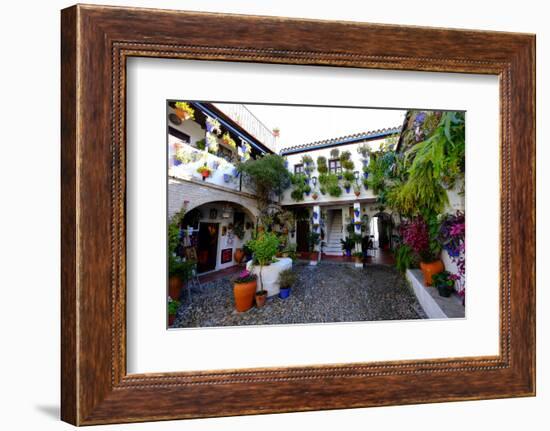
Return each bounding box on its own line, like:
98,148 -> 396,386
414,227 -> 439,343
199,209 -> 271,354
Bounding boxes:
213,103 -> 276,151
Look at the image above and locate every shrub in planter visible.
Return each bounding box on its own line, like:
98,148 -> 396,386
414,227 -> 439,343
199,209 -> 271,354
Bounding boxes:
432,271 -> 455,297
317,156 -> 328,174
343,170 -> 355,182
340,237 -> 354,257
247,232 -> 280,303
278,269 -> 296,299
232,270 -> 258,312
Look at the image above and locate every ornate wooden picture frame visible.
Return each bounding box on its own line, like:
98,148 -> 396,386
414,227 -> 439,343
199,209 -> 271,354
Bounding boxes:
61,4 -> 535,425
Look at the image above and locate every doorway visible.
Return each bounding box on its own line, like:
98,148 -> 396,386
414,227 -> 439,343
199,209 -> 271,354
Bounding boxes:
197,222 -> 219,273
296,220 -> 310,253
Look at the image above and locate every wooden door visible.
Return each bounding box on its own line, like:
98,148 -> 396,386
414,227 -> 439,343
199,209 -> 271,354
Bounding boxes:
296,220 -> 310,253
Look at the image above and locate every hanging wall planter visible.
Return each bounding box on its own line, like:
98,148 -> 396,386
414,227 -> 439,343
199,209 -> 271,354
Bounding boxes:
223,173 -> 232,183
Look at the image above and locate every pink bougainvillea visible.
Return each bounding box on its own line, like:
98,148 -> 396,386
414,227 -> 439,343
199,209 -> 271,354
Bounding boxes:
401,217 -> 429,256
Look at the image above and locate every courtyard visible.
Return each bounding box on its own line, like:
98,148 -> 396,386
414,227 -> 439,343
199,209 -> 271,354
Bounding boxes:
172,262 -> 426,328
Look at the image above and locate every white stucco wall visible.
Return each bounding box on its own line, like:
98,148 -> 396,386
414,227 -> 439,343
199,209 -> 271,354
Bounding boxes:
280,137 -> 387,206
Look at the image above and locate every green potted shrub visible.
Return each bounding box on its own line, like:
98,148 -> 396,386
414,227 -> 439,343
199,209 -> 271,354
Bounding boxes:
167,298 -> 181,327
432,271 -> 455,297
278,269 -> 297,299
340,237 -> 354,257
247,232 -> 280,307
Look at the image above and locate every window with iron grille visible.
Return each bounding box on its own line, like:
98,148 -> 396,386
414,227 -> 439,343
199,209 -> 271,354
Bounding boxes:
294,164 -> 304,175
328,159 -> 342,175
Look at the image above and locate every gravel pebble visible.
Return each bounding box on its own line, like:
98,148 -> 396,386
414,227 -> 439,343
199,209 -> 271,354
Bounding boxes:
172,262 -> 427,328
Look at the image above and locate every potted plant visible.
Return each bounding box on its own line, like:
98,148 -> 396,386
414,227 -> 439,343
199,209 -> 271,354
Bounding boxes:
353,184 -> 361,197
340,237 -> 354,257
311,191 -> 319,200
352,251 -> 363,266
401,216 -> 443,286
343,180 -> 351,193
278,269 -> 297,299
167,298 -> 180,326
432,271 -> 455,297
222,132 -> 237,150
167,208 -> 194,301
307,231 -> 321,262
232,270 -> 258,312
247,232 -> 280,307
223,173 -> 232,183
196,164 -> 212,180
174,101 -> 195,121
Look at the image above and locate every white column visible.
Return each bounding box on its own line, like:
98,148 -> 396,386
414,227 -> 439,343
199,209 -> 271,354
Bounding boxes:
353,202 -> 362,253
311,205 -> 321,265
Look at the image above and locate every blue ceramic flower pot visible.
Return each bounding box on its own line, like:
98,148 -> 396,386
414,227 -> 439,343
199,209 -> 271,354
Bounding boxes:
223,174 -> 231,183
279,287 -> 291,299
173,158 -> 182,166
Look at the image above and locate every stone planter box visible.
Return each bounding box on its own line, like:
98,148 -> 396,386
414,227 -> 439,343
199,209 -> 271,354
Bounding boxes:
246,257 -> 293,297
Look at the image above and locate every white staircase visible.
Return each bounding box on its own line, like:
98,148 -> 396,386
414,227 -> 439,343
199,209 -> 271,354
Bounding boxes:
324,211 -> 343,256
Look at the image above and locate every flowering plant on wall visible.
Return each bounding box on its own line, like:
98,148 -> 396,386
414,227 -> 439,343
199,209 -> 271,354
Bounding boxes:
239,140 -> 252,162
438,211 -> 465,295
174,101 -> 195,121
222,132 -> 237,150
401,217 -> 438,262
205,116 -> 221,135
206,132 -> 219,154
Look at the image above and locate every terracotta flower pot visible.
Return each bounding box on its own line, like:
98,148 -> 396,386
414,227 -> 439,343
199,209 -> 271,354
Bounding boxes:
174,108 -> 190,121
255,291 -> 267,308
168,275 -> 182,300
201,171 -> 210,179
233,280 -> 257,312
420,260 -> 445,286
234,248 -> 245,264
354,191 -> 360,197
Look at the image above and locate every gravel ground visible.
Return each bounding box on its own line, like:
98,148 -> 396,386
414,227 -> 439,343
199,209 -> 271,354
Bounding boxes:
172,262 -> 427,328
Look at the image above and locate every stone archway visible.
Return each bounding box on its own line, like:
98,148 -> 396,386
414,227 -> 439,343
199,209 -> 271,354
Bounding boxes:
168,177 -> 260,221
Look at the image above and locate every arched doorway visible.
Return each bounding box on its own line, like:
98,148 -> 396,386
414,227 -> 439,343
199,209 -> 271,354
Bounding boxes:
178,201 -> 257,274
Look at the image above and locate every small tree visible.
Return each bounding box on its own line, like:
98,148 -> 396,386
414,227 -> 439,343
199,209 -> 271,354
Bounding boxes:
238,154 -> 291,217
247,232 -> 280,294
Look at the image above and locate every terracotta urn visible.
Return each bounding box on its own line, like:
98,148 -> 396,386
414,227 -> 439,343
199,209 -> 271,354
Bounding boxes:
420,260 -> 445,286
233,279 -> 257,312
234,248 -> 245,264
168,275 -> 182,300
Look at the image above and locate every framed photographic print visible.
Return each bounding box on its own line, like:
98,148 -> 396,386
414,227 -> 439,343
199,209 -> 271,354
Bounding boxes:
61,4 -> 535,426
